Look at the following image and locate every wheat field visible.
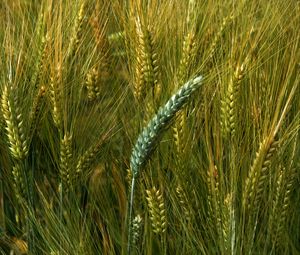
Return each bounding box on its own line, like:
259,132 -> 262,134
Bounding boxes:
0,0 -> 299,254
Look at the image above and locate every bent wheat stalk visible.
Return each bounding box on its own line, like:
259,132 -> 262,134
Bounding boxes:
127,75 -> 203,254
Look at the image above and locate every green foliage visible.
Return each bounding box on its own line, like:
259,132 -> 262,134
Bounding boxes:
0,0 -> 299,254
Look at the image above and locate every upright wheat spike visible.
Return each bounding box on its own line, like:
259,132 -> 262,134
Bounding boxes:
30,34 -> 49,89
176,185 -> 192,222
146,187 -> 167,234
90,7 -> 111,73
173,31 -> 197,155
49,65 -> 62,129
220,59 -> 248,138
1,85 -> 29,160
206,165 -> 223,242
59,133 -> 73,187
208,14 -> 234,59
222,193 -> 232,253
90,5 -> 108,47
178,32 -> 197,84
75,133 -> 110,180
243,136 -> 279,211
187,0 -> 196,27
131,214 -> 143,247
67,1 -> 85,58
206,165 -> 220,213
134,16 -> 160,103
85,67 -> 100,101
244,81 -> 298,214
128,76 -> 203,254
29,85 -> 46,139
12,163 -> 27,204
271,166 -> 296,247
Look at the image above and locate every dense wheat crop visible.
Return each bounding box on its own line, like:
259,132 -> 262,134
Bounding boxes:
0,0 -> 299,254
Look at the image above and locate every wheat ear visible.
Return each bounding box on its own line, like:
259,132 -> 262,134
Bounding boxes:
134,16 -> 160,103
208,14 -> 234,59
130,75 -> 203,177
243,136 -> 279,211
173,31 -> 197,156
271,166 -> 296,248
220,60 -> 248,138
12,163 -> 27,204
131,214 -> 143,248
85,67 -> 100,101
59,133 -> 73,188
49,65 -> 62,129
206,165 -> 223,244
67,1 -> 85,58
176,185 -> 192,222
1,85 -> 29,160
29,85 -> 46,139
127,75 -> 203,254
75,132 -> 111,182
146,187 -> 167,234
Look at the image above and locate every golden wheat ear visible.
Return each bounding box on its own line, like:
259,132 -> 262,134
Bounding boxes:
146,187 -> 167,234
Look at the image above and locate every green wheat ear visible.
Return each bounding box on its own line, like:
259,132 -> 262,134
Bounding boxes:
130,75 -> 203,178
127,75 -> 203,254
